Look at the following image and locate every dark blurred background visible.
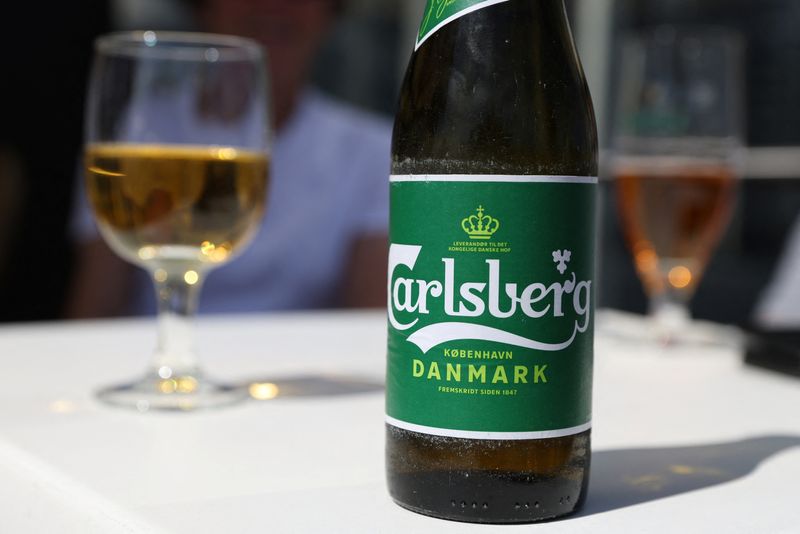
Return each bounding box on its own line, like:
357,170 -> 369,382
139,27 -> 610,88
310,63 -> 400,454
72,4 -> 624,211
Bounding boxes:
0,0 -> 798,326
0,1 -> 110,321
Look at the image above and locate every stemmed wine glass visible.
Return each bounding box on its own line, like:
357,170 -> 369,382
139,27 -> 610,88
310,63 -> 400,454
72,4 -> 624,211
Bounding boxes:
84,32 -> 270,409
610,27 -> 744,343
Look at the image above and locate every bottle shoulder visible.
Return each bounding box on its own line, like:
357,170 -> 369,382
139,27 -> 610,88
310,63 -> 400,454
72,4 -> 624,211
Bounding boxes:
392,3 -> 597,176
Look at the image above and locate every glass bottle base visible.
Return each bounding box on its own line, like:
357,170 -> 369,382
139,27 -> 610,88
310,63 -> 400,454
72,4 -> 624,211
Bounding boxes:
388,471 -> 587,524
386,425 -> 590,523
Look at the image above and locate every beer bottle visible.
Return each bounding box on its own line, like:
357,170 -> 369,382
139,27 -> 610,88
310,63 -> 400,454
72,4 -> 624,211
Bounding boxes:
386,0 -> 597,523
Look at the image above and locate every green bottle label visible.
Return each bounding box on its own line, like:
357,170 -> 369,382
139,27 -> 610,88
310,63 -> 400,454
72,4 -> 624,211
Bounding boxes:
416,0 -> 512,50
386,175 -> 596,439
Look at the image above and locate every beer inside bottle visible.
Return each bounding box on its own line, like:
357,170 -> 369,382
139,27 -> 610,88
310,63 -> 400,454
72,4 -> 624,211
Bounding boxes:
386,0 -> 598,523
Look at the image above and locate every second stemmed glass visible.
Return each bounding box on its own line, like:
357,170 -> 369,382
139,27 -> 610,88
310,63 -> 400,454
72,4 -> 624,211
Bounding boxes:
85,32 -> 271,410
610,27 -> 745,343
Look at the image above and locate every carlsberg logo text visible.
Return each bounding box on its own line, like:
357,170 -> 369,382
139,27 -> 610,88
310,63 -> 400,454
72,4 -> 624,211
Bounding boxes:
388,244 -> 592,354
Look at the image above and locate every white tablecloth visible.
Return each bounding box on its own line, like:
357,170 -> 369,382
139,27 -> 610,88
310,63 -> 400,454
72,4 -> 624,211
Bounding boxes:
0,311 -> 797,533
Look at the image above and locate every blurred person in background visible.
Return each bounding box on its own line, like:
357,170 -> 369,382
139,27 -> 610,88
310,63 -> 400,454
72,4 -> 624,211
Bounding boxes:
68,0 -> 391,318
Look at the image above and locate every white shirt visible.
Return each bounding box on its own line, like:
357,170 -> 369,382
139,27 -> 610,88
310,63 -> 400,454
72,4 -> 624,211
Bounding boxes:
77,90 -> 392,313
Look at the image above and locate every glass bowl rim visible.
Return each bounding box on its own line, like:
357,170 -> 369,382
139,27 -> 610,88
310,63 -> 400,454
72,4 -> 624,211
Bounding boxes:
94,31 -> 264,62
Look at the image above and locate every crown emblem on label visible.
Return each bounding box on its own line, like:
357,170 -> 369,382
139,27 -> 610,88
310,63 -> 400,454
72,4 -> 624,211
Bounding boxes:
461,205 -> 500,240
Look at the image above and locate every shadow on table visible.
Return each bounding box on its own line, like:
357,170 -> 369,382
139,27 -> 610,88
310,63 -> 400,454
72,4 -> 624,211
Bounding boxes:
243,374 -> 383,400
578,435 -> 800,517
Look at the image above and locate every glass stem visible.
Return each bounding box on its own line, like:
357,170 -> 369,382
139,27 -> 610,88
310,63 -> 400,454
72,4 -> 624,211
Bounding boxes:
151,270 -> 204,379
650,293 -> 691,345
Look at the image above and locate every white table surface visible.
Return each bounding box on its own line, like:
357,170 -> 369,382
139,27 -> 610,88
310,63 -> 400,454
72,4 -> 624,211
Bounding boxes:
0,310 -> 798,534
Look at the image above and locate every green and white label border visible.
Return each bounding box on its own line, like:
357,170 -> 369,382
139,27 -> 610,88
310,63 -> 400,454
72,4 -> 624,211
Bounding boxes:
391,174 -> 598,184
386,415 -> 592,440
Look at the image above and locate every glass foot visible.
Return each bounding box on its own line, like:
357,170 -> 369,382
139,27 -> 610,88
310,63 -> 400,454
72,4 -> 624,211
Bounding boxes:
96,372 -> 248,411
598,309 -> 743,350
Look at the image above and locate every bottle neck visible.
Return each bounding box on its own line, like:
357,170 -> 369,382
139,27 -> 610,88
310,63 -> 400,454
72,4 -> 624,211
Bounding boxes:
417,0 -> 571,50
414,1 -> 579,76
